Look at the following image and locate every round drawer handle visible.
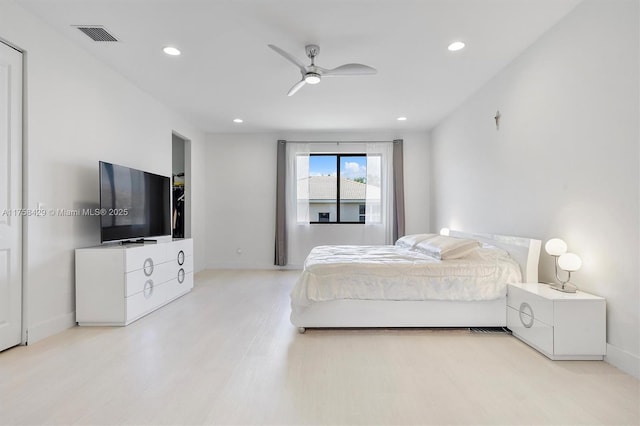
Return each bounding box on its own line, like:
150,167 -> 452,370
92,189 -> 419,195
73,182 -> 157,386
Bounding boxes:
177,268 -> 185,284
177,250 -> 185,266
519,302 -> 534,328
143,258 -> 154,276
143,279 -> 154,299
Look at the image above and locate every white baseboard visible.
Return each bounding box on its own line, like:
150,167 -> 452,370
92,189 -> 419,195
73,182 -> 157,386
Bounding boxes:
605,343 -> 640,379
26,311 -> 76,345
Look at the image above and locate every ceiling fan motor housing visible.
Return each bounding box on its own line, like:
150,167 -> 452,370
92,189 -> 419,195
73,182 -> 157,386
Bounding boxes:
305,44 -> 320,60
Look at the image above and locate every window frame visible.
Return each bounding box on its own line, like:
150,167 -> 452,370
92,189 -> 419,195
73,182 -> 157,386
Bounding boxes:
308,153 -> 367,225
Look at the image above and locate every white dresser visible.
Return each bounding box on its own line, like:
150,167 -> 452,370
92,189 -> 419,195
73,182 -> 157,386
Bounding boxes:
507,283 -> 606,360
75,239 -> 193,326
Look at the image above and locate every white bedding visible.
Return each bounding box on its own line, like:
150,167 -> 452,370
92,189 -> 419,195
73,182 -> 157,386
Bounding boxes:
290,245 -> 522,309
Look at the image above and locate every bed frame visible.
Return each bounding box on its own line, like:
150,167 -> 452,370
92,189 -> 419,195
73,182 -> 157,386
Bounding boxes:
291,230 -> 541,332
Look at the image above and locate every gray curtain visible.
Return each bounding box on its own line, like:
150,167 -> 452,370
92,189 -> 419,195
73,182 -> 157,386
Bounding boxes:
393,139 -> 405,241
274,140 -> 287,266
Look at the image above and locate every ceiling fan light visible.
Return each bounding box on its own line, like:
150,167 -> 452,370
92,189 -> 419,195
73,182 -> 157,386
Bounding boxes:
304,73 -> 321,84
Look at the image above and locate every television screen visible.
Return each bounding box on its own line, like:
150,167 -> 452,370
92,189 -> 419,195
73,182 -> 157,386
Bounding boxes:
99,161 -> 171,243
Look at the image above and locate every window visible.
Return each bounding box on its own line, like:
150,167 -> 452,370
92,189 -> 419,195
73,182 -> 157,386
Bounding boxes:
305,154 -> 379,224
276,140 -> 403,266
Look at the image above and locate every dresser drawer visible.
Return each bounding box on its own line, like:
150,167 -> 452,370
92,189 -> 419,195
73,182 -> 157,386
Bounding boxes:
167,239 -> 193,266
163,272 -> 194,301
125,262 -> 172,297
124,244 -> 167,273
171,253 -> 194,277
507,306 -> 553,355
126,278 -> 173,323
507,284 -> 553,326
170,263 -> 193,288
127,274 -> 193,321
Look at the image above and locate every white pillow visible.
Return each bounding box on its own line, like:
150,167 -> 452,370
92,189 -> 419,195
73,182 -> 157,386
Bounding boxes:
414,236 -> 480,260
395,233 -> 437,249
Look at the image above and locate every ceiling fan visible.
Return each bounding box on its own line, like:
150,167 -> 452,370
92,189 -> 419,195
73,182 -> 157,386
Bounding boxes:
268,44 -> 377,96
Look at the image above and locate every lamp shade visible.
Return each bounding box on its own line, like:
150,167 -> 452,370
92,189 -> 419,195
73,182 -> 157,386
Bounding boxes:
558,252 -> 582,272
545,238 -> 568,256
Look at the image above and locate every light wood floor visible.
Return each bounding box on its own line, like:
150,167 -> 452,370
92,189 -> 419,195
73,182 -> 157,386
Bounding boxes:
1,269 -> 638,425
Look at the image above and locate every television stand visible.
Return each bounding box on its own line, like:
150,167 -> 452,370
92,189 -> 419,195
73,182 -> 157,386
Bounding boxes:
75,238 -> 193,326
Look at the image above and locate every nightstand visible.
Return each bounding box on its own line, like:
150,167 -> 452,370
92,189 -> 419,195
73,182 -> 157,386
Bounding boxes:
507,283 -> 606,360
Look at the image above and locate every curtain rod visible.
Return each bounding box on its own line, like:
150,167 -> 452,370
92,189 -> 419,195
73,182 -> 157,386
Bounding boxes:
279,140 -> 400,144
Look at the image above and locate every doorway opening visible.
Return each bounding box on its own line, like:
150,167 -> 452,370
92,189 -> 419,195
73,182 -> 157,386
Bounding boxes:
172,132 -> 191,238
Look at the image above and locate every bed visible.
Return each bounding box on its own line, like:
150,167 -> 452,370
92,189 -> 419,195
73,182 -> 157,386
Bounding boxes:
290,230 -> 541,332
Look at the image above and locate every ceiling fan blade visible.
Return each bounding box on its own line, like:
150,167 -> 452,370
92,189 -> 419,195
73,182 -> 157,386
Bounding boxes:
323,63 -> 377,76
268,44 -> 306,72
287,79 -> 306,96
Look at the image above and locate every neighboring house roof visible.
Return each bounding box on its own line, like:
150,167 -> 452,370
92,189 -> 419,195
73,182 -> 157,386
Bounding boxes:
298,176 -> 379,201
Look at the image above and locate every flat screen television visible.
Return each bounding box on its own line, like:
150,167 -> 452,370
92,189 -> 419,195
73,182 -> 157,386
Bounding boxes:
99,161 -> 171,243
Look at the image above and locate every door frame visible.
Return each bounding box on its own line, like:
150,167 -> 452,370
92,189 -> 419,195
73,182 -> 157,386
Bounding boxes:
0,36 -> 26,347
172,131 -> 191,239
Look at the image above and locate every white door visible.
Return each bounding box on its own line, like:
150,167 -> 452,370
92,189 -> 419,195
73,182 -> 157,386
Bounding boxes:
0,41 -> 22,351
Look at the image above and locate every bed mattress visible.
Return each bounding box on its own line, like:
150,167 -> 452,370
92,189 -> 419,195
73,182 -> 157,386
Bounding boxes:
290,245 -> 522,309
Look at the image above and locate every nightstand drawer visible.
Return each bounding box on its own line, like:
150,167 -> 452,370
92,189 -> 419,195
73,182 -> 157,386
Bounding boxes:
507,306 -> 553,355
507,283 -> 606,360
507,284 -> 553,326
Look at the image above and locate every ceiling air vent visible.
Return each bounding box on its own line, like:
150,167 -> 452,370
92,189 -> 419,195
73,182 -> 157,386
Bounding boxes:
74,25 -> 118,42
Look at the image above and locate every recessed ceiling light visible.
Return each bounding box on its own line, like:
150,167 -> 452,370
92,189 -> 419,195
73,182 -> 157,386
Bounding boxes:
233,118 -> 243,123
397,117 -> 407,121
163,46 -> 181,56
448,41 -> 465,52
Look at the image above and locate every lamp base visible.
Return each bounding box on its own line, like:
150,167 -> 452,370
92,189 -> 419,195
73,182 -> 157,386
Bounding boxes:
550,282 -> 577,293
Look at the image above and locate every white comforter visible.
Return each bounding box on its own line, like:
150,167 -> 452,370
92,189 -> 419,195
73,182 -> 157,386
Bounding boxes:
291,245 -> 522,307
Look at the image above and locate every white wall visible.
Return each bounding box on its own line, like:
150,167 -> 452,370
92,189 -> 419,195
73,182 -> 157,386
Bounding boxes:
172,134 -> 186,175
430,0 -> 639,376
206,131 -> 430,268
0,1 -> 207,343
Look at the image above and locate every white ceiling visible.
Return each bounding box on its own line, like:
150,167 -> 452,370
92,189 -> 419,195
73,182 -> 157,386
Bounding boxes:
17,0 -> 582,133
